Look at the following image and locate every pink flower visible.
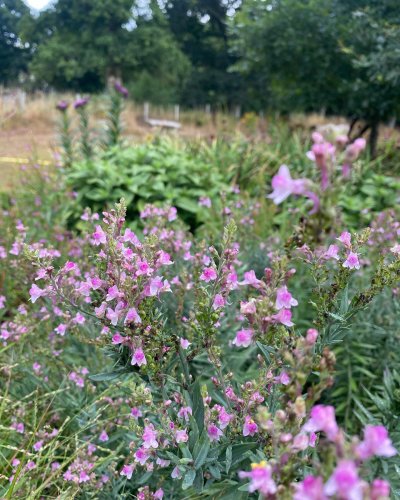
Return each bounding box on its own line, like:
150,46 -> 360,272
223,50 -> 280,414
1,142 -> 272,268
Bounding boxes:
55,323 -> 67,336
232,329 -> 253,348
243,416 -> 258,437
33,440 -> 43,451
275,286 -> 298,310
106,285 -> 120,301
356,425 -> 396,460
292,433 -> 309,452
124,308 -> 142,325
177,406 -> 193,421
345,138 -> 366,162
130,407 -> 142,419
99,430 -> 109,442
171,466 -> 182,479
175,429 -> 189,443
215,405 -> 232,429
240,300 -> 256,315
29,284 -> 46,303
120,464 -> 134,479
134,447 -> 150,465
207,424 -> 223,442
112,333 -> 123,344
131,348 -> 147,367
157,251 -> 173,266
275,371 -> 291,385
306,328 -> 319,345
92,225 -> 107,245
180,338 -> 191,350
212,294 -> 225,310
106,307 -> 120,326
337,231 -> 352,247
153,488 -> 164,499
200,267 -> 217,282
240,270 -> 260,287
239,461 -> 277,496
293,475 -> 326,500
371,479 -> 391,500
303,405 -> 339,441
268,165 -> 308,204
324,460 -> 364,500
324,244 -> 340,260
343,252 -> 360,270
272,308 -> 294,327
123,228 -> 141,246
142,424 -> 158,449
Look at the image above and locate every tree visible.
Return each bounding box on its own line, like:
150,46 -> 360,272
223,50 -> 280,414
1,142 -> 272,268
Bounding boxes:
26,0 -> 190,97
0,0 -> 32,85
232,0 -> 400,154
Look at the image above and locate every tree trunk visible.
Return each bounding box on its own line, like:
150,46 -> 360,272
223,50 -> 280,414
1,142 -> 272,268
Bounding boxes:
369,121 -> 379,158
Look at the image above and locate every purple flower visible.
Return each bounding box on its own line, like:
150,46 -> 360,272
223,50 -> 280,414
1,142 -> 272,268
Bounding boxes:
371,479 -> 391,500
212,294 -> 225,310
74,97 -> 89,109
114,81 -> 129,98
56,100 -> 69,111
142,424 -> 158,449
200,267 -> 217,282
120,464 -> 134,479
272,308 -> 294,327
131,348 -> 147,367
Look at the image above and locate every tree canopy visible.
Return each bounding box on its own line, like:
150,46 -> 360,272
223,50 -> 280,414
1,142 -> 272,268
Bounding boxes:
1,0 -> 400,136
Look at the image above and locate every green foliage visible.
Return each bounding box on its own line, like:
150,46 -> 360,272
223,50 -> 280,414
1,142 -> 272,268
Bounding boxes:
66,138 -> 229,229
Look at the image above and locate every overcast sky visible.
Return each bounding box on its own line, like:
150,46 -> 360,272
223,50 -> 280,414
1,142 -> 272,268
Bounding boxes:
24,0 -> 50,10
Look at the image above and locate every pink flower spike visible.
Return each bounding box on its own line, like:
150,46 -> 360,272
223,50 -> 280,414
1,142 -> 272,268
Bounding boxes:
343,251 -> 360,270
131,348 -> 147,367
275,286 -> 298,310
232,329 -> 253,348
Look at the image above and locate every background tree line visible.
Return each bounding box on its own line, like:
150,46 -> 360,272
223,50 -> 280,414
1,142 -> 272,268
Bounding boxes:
2,0 -> 400,150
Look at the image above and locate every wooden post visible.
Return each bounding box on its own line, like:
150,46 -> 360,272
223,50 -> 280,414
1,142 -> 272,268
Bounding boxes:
174,104 -> 180,122
144,102 -> 149,122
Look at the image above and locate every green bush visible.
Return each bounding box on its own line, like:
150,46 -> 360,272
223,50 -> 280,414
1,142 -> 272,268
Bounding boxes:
66,137 -> 229,230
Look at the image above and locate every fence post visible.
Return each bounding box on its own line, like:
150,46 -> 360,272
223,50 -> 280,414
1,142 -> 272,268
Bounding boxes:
144,102 -> 149,122
174,104 -> 180,122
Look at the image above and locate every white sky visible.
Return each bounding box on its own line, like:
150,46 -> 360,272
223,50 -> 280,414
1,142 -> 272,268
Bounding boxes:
24,0 -> 50,10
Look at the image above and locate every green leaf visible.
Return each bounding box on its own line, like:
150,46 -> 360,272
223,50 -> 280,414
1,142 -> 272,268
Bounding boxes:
182,470 -> 196,490
193,435 -> 210,470
225,445 -> 232,473
89,368 -> 127,381
190,380 -> 205,433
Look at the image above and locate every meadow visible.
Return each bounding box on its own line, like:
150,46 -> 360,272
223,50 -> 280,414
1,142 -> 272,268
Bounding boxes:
0,87 -> 400,499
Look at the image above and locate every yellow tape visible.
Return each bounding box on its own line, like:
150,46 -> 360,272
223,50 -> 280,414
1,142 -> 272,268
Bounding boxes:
0,157 -> 51,166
